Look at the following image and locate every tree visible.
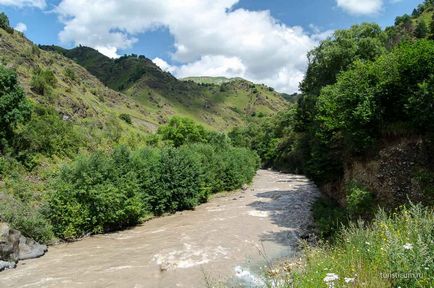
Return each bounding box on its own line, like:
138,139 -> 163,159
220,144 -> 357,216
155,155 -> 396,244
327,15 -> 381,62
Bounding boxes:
0,12 -> 13,33
157,116 -> 208,147
430,14 -> 434,39
415,21 -> 428,38
0,65 -> 31,153
300,23 -> 386,96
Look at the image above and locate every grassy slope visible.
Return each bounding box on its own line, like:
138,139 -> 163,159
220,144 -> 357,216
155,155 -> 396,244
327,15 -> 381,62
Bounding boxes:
41,46 -> 289,131
180,76 -> 243,85
0,30 -> 165,141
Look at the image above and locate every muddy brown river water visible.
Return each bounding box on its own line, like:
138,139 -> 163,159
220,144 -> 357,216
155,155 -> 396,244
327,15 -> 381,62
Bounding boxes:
0,170 -> 319,288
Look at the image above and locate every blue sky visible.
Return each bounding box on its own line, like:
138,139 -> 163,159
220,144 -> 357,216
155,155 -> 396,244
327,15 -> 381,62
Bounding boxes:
0,0 -> 424,92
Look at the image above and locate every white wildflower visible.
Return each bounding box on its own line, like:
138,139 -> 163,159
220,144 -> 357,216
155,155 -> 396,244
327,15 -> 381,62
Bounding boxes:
403,243 -> 413,250
344,277 -> 355,283
365,241 -> 370,245
324,273 -> 339,287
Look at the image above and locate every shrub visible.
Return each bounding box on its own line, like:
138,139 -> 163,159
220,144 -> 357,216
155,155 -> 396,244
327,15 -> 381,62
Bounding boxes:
0,12 -> 14,34
119,113 -> 132,124
157,116 -> 208,147
312,197 -> 349,239
346,182 -> 375,218
130,147 -> 161,212
0,65 -> 31,152
64,67 -> 76,81
47,142 -> 259,239
13,106 -> 83,167
148,146 -> 204,215
47,147 -> 144,240
30,68 -> 57,96
0,193 -> 54,244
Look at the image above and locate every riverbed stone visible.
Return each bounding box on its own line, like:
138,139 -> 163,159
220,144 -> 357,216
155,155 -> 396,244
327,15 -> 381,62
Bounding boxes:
0,222 -> 20,263
18,235 -> 48,260
0,260 -> 16,271
0,222 -> 48,272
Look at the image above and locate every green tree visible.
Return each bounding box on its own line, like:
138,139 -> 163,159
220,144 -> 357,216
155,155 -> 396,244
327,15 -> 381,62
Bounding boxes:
414,21 -> 428,38
30,68 -> 57,96
0,65 -> 31,153
0,12 -> 13,33
300,23 -> 386,96
157,116 -> 208,147
430,14 -> 434,39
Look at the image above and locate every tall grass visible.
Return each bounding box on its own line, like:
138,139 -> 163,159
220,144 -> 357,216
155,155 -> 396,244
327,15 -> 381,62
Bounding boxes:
286,204 -> 433,287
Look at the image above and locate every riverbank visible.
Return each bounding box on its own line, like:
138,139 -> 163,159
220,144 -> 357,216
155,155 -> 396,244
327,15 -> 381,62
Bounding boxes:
0,170 -> 319,288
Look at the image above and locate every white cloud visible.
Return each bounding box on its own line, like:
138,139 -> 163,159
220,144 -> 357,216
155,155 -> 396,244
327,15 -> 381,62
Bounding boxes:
336,0 -> 383,15
54,0 -> 329,93
0,0 -> 46,9
14,22 -> 27,33
152,57 -> 177,74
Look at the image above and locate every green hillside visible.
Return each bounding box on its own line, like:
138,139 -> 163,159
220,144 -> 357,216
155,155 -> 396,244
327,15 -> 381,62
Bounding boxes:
181,76 -> 243,85
40,46 -> 289,130
0,29 -> 161,145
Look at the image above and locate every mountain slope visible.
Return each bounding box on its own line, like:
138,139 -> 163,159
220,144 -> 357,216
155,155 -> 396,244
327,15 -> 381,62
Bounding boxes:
181,76 -> 244,85
0,29 -> 164,143
40,46 -> 289,130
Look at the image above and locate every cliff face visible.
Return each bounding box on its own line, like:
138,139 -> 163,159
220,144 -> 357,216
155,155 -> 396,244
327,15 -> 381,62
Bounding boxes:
322,137 -> 434,208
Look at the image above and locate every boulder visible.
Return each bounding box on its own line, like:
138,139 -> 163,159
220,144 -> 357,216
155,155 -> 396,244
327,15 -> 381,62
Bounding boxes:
18,235 -> 47,260
0,222 -> 48,272
0,222 -> 20,263
0,260 -> 16,272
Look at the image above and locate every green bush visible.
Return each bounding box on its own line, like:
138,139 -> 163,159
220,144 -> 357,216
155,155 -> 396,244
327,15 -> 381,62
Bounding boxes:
47,142 -> 259,239
64,67 -> 76,81
157,116 -> 208,147
0,193 -> 54,244
30,68 -> 57,96
47,147 -> 144,240
0,12 -> 14,34
312,197 -> 349,239
0,65 -> 31,152
346,182 -> 375,217
13,106 -> 83,167
219,147 -> 260,191
148,146 -> 204,215
119,113 -> 132,124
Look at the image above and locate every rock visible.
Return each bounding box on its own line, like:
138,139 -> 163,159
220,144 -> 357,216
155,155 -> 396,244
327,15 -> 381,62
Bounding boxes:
242,184 -> 249,191
0,260 -> 16,272
18,236 -> 48,260
0,222 -> 48,272
0,223 -> 20,263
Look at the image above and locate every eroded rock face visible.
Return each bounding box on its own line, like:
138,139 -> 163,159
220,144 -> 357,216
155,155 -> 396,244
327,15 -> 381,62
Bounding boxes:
0,222 -> 47,272
322,137 -> 433,207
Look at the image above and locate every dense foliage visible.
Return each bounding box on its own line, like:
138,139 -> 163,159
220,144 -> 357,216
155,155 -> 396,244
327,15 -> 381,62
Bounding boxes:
231,23 -> 434,185
0,65 -> 31,153
0,12 -> 13,34
47,143 -> 259,240
30,68 -> 57,96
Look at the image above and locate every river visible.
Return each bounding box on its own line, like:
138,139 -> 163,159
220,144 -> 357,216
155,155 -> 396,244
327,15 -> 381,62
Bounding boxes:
0,170 -> 319,288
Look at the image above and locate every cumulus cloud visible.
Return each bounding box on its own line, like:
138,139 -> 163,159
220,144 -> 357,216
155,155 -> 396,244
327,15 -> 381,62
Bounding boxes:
14,22 -> 27,33
152,57 -> 177,74
54,0 -> 330,93
336,0 -> 383,15
0,0 -> 46,9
